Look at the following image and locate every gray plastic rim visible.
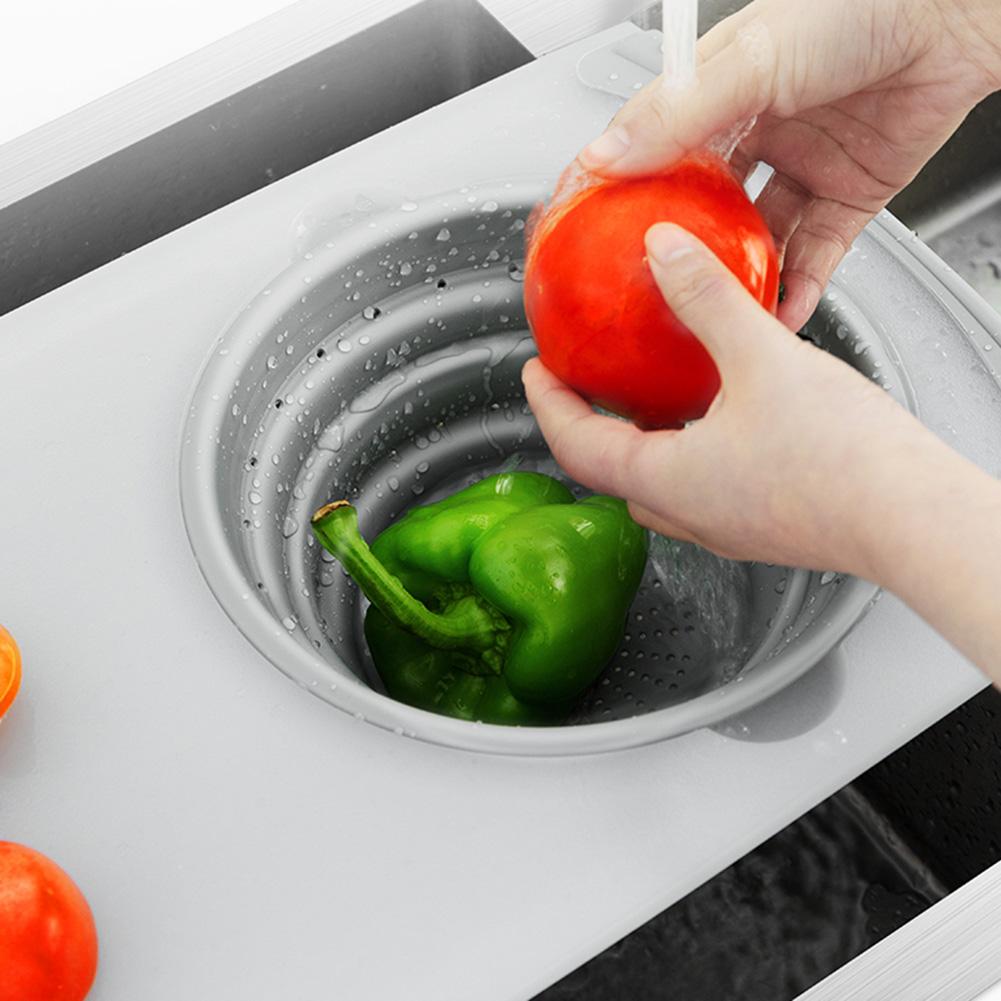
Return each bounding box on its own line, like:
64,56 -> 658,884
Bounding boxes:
178,180 -> 900,757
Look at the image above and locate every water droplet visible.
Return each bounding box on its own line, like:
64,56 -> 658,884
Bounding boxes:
508,261 -> 525,282
400,261 -> 413,276
282,516 -> 299,538
320,425 -> 344,451
436,227 -> 451,242
266,355 -> 278,369
248,490 -> 263,504
337,340 -> 352,353
387,476 -> 400,491
282,616 -> 297,631
480,200 -> 499,213
416,461 -> 430,474
775,577 -> 787,594
400,200 -> 418,212
820,571 -> 838,585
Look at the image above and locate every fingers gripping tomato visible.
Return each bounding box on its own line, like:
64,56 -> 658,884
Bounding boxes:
525,152 -> 779,429
0,842 -> 98,1001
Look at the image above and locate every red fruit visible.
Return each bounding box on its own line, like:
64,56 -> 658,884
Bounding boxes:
0,842 -> 98,1001
525,152 -> 779,429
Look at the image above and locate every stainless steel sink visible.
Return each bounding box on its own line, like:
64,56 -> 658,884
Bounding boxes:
891,90 -> 1001,315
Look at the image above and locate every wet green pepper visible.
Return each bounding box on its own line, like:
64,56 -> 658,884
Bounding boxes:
311,472 -> 647,725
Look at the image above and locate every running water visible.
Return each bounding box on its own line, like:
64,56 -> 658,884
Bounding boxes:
661,0 -> 761,167
661,0 -> 699,88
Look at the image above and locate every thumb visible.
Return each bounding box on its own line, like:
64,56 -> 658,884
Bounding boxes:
644,223 -> 778,371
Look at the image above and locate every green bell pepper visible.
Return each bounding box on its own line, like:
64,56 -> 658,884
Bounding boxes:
310,472 -> 647,726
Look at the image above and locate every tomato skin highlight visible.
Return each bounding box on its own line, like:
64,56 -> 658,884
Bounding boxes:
0,842 -> 98,1001
525,153 -> 779,429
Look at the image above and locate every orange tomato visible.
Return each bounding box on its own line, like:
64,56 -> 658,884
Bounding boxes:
0,625 -> 20,718
0,842 -> 99,1001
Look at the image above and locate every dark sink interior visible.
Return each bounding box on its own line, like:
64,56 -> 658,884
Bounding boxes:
534,686 -> 1001,1000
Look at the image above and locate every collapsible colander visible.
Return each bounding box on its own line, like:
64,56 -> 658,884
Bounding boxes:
179,182 -> 912,755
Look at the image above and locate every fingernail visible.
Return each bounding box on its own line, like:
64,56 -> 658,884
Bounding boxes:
580,127 -> 631,168
645,224 -> 697,265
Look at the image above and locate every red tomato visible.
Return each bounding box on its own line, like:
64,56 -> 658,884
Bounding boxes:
0,625 -> 22,719
0,842 -> 98,1001
525,152 -> 779,429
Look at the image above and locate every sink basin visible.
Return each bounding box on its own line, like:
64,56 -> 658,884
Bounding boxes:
179,181 -> 911,755
890,90 -> 1001,316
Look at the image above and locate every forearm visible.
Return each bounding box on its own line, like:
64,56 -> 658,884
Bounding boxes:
859,429 -> 1001,685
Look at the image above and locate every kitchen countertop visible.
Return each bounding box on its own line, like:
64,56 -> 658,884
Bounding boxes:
0,24 -> 994,999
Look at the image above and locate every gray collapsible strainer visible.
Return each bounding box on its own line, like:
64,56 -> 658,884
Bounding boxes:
179,181 -> 911,755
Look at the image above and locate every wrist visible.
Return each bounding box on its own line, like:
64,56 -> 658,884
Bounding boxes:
834,416 -> 962,588
937,0 -> 1001,94
853,423 -> 1001,598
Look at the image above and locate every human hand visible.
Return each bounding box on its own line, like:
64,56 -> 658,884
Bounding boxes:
580,0 -> 1001,330
522,222 -> 936,580
524,223 -> 1001,679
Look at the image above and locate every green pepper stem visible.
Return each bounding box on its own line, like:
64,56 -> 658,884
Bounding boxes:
311,501 -> 501,653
